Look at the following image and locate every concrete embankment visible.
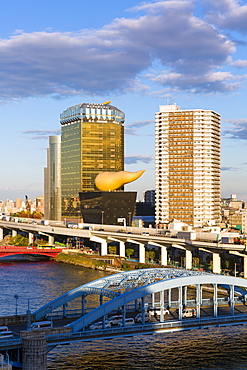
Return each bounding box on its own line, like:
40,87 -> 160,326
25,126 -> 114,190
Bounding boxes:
56,250 -> 122,273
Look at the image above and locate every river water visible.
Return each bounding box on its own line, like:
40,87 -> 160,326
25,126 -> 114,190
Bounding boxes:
1,260 -> 247,369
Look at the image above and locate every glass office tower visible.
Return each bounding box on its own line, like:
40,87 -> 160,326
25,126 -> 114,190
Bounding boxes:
61,102 -> 125,219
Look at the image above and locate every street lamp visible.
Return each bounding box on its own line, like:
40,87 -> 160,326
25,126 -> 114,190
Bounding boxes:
14,294 -> 19,316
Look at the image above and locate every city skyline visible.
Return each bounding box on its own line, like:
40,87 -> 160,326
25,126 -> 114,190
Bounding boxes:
1,0 -> 247,201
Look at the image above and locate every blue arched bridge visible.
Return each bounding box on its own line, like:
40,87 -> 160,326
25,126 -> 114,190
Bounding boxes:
32,268 -> 247,340
2,268 -> 247,368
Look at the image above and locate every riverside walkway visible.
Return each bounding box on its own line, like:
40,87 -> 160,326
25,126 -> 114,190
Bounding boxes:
1,268 -> 247,369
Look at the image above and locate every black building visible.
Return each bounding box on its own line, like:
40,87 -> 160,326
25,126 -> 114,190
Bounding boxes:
79,191 -> 136,225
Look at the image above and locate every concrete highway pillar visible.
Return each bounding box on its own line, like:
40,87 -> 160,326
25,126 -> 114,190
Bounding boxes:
244,256 -> 247,279
48,235 -> 54,245
100,240 -> 108,255
185,249 -> 192,270
12,229 -> 17,237
138,243 -> 145,263
119,241 -> 125,257
0,227 -> 3,240
22,336 -> 47,370
160,246 -> 167,266
212,253 -> 221,274
29,232 -> 34,245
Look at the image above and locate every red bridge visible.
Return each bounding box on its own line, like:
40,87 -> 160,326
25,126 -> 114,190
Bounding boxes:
0,246 -> 64,258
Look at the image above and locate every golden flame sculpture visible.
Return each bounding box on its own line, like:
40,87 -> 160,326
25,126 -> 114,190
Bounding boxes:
95,170 -> 145,191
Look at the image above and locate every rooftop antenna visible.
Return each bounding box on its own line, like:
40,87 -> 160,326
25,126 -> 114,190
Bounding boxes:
166,96 -> 174,105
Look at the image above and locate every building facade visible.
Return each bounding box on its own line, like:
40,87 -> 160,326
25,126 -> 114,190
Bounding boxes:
144,190 -> 155,206
60,102 -> 124,219
155,104 -> 221,227
44,136 -> 61,220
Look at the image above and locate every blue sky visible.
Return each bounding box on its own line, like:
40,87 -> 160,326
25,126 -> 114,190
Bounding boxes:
1,0 -> 247,202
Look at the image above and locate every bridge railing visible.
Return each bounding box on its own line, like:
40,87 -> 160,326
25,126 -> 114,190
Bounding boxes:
46,314 -> 247,345
0,338 -> 22,350
169,296 -> 241,309
45,303 -> 140,320
45,296 -> 244,320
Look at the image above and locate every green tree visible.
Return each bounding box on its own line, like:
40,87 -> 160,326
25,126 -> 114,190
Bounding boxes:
192,257 -> 200,269
146,250 -> 155,262
145,250 -> 150,261
149,251 -> 155,262
8,235 -> 29,246
126,248 -> 134,258
108,245 -> 117,255
11,211 -> 43,219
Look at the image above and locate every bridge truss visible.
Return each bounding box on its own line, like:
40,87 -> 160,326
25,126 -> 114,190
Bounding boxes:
34,268 -> 247,333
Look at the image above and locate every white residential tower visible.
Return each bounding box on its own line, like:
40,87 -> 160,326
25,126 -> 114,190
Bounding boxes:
155,104 -> 221,227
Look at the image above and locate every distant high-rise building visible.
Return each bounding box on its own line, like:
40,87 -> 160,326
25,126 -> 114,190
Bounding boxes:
44,167 -> 49,219
35,195 -> 44,214
144,190 -> 155,206
60,102 -> 124,218
15,198 -> 23,209
155,104 -> 221,227
44,136 -> 61,220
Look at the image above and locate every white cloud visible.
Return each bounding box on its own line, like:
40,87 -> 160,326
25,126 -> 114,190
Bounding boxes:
0,0 -> 239,102
125,120 -> 154,135
230,59 -> 247,68
221,166 -> 238,171
223,118 -> 247,140
22,129 -> 60,140
204,0 -> 247,33
125,155 -> 154,164
146,69 -> 241,93
130,0 -> 193,13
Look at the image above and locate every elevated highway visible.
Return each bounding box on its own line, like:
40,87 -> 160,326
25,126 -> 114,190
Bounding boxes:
0,220 -> 247,274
